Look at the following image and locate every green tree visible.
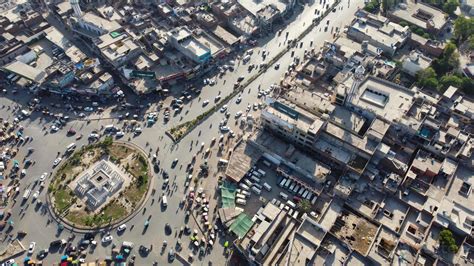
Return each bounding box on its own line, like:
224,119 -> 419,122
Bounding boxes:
454,16 -> 474,42
439,229 -> 459,253
297,199 -> 312,213
416,67 -> 438,89
364,0 -> 380,13
439,75 -> 463,91
443,0 -> 458,16
432,43 -> 460,75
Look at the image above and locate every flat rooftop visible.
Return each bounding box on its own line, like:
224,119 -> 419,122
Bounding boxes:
390,2 -> 447,31
82,12 -> 121,32
225,136 -> 262,183
283,86 -> 335,115
238,0 -> 289,16
350,18 -> 407,49
351,76 -> 415,122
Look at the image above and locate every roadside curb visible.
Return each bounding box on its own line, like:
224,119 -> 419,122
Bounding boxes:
46,141 -> 155,233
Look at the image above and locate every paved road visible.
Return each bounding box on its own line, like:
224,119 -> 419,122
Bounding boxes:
0,0 -> 363,264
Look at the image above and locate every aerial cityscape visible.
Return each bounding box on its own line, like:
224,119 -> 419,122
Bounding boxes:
0,0 -> 473,265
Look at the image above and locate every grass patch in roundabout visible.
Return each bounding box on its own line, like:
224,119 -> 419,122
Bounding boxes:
49,137 -> 150,228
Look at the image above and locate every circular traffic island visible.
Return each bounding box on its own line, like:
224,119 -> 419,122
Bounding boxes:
48,138 -> 150,229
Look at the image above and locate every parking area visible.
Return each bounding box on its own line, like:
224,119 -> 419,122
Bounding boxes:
234,158 -> 321,218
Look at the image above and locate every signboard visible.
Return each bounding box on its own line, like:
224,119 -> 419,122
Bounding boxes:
130,71 -> 156,79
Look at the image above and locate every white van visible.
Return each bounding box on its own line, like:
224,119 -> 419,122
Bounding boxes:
263,182 -> 272,192
218,159 -> 229,165
243,179 -> 253,187
251,186 -> 262,195
241,190 -> 251,198
236,193 -> 246,200
236,198 -> 247,205
23,189 -> 31,199
250,175 -> 261,184
239,183 -> 249,190
262,160 -> 271,167
289,182 -> 296,191
162,195 -> 168,207
286,200 -> 296,209
311,196 -> 317,205
279,192 -> 288,200
292,184 -> 300,193
302,190 -> 309,199
284,179 -> 292,188
306,192 -> 313,200
298,187 -> 306,196
66,143 -> 76,153
257,169 -> 266,177
243,54 -> 251,62
279,178 -> 287,187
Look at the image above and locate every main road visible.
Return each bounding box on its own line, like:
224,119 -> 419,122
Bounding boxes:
0,0 -> 364,264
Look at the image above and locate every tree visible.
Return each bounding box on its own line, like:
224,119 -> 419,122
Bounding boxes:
443,0 -> 458,16
364,0 -> 380,13
439,75 -> 463,91
432,43 -> 460,75
439,229 -> 459,253
454,16 -> 474,42
416,67 -> 438,89
297,199 -> 312,213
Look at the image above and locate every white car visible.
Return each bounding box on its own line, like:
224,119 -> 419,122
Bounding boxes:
28,242 -> 36,254
88,133 -> 99,139
253,103 -> 258,110
3,258 -> 15,266
235,111 -> 243,118
214,95 -> 221,102
236,97 -> 242,104
32,191 -> 40,200
84,107 -> 94,112
202,100 -> 209,106
220,105 -> 228,113
246,105 -> 251,112
134,127 -> 142,134
117,224 -> 127,232
51,125 -> 59,132
115,131 -> 124,138
39,172 -> 48,182
53,157 -> 62,166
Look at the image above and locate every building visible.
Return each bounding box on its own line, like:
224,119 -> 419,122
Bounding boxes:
387,1 -> 449,35
401,50 -> 432,76
460,0 -> 474,16
167,26 -> 211,64
237,0 -> 296,30
73,160 -> 125,210
347,11 -> 410,56
96,32 -> 140,68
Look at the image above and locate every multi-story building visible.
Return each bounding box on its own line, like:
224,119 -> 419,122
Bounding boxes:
167,26 -> 212,64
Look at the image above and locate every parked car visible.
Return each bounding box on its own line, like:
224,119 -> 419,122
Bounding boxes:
53,157 -> 62,167
28,242 -> 36,254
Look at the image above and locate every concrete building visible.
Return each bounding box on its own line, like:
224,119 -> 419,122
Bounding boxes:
96,32 -> 140,68
347,11 -> 410,56
73,160 -> 125,210
460,0 -> 474,16
401,50 -> 432,76
387,1 -> 449,35
167,26 -> 211,64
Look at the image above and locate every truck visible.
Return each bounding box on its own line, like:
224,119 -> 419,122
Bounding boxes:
23,189 -> 31,200
279,178 -> 287,187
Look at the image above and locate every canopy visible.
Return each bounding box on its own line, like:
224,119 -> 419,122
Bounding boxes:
229,213 -> 254,239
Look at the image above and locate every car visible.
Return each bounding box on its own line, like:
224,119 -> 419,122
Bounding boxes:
67,128 -> 76,135
2,259 -> 15,266
214,95 -> 221,102
50,125 -> 59,132
202,100 -> 209,106
37,248 -> 49,259
168,249 -> 175,262
139,245 -> 150,255
253,103 -> 258,110
84,107 -> 94,112
32,191 -> 40,200
115,131 -> 124,138
220,126 -> 230,132
235,111 -> 243,118
171,158 -> 179,168
236,97 -> 242,104
117,224 -> 127,232
88,133 -> 99,139
102,235 -> 113,243
274,63 -> 280,69
220,105 -> 228,113
53,157 -> 62,167
49,239 -> 63,248
39,172 -> 48,182
134,127 -> 142,135
28,242 -> 36,254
